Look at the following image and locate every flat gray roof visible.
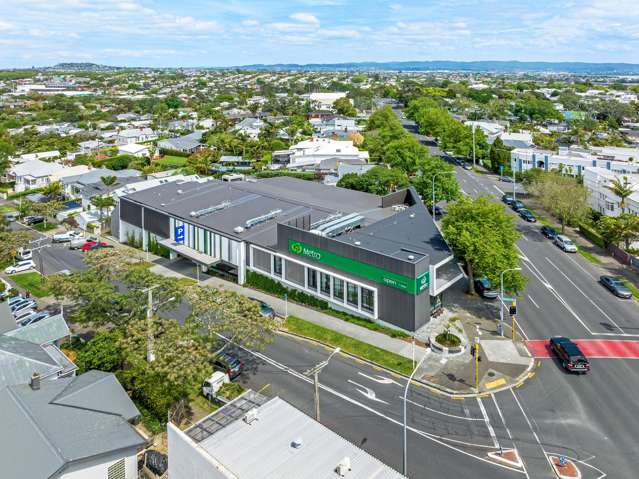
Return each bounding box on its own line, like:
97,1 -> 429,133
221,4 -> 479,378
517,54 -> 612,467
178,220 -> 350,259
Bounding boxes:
186,394 -> 406,479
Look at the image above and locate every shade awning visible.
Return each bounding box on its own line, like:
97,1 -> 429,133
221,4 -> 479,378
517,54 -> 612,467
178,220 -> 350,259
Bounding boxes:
159,238 -> 219,267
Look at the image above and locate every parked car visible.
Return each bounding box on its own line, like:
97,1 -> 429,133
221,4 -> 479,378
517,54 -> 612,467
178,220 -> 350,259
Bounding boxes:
474,278 -> 499,299
511,200 -> 525,212
18,310 -> 50,327
500,176 -> 515,183
52,231 -> 82,243
14,307 -> 36,320
212,351 -> 244,380
8,295 -> 25,307
518,209 -> 537,222
501,194 -> 514,205
69,238 -> 87,250
3,212 -> 19,222
16,249 -> 33,260
22,216 -> 44,225
463,163 -> 473,170
599,275 -> 633,299
4,260 -> 36,274
549,337 -> 590,373
10,299 -> 36,314
541,225 -> 558,239
554,235 -> 577,253
250,297 -> 275,318
81,241 -> 113,252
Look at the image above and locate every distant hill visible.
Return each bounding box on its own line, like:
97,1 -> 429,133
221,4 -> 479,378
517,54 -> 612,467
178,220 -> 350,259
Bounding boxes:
237,60 -> 639,74
49,62 -> 120,71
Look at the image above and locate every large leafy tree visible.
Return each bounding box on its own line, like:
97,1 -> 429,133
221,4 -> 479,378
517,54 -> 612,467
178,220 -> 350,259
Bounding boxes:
383,136 -> 428,175
597,214 -> 639,250
410,156 -> 460,207
333,97 -> 357,117
529,174 -> 590,232
442,196 -> 526,294
488,137 -> 512,174
0,230 -> 31,264
337,166 -> 409,195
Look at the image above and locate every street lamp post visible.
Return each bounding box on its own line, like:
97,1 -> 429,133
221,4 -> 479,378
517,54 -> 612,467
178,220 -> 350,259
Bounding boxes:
303,347 -> 340,422
472,123 -> 476,168
499,267 -> 521,337
403,351 -> 429,476
142,285 -> 176,362
431,171 -> 455,218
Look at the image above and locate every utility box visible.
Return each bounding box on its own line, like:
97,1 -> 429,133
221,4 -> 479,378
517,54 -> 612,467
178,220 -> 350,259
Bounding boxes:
202,371 -> 230,400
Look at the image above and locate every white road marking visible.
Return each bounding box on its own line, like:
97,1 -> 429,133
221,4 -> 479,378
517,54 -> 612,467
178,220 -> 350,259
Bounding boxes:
472,187 -> 479,194
521,235 -> 529,241
348,379 -> 389,404
526,295 -> 540,309
402,396 -> 486,421
358,371 -> 401,386
544,257 -> 625,334
494,185 -> 505,195
477,397 -> 500,449
565,253 -> 597,281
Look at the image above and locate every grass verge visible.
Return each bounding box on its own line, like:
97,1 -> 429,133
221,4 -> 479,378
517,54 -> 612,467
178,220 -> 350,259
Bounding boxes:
32,222 -> 57,232
10,272 -> 50,297
578,248 -> 602,265
284,315 -> 414,376
617,277 -> 639,298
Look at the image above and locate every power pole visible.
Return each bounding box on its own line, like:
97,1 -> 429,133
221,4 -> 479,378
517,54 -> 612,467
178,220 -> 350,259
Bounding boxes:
304,347 -> 340,422
146,287 -> 155,363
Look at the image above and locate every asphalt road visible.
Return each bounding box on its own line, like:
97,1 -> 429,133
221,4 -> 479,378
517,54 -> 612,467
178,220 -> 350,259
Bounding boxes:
398,107 -> 639,478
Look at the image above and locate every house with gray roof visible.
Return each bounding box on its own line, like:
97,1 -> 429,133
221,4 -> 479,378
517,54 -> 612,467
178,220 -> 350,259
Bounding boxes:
0,370 -> 146,479
157,130 -> 205,154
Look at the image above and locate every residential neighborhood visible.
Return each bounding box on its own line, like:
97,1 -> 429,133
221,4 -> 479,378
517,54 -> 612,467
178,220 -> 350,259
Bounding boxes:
1,1 -> 639,479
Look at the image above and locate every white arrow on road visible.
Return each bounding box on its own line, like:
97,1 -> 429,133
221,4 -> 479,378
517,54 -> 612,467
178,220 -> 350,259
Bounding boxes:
347,380 -> 389,404
357,372 -> 402,386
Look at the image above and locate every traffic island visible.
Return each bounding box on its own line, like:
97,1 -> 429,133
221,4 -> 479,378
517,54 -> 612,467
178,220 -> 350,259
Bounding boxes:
549,456 -> 581,479
487,448 -> 523,469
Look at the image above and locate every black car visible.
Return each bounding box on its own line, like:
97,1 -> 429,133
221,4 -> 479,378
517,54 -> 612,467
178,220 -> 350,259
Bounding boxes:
511,200 -> 525,212
500,176 -> 515,183
519,209 -> 537,222
549,337 -> 590,373
249,297 -> 275,318
474,277 -> 499,299
501,194 -> 514,205
600,275 -> 633,299
541,225 -> 558,239
212,351 -> 244,379
23,215 -> 44,225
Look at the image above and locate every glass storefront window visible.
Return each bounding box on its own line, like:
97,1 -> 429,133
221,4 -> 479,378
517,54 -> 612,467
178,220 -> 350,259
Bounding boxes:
333,277 -> 344,302
273,256 -> 282,277
320,272 -> 331,296
307,268 -> 318,291
361,287 -> 375,314
347,282 -> 359,307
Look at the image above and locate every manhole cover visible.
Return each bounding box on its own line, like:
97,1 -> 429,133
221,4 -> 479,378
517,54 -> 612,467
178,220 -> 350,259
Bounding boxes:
487,371 -> 496,378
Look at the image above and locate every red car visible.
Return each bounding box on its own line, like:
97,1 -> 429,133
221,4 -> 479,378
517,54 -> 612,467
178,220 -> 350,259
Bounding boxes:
81,241 -> 113,252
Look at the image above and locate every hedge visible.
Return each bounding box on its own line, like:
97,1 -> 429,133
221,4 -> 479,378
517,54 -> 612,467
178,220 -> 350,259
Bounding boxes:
254,170 -> 316,181
579,222 -> 606,248
158,147 -> 190,158
245,271 -> 410,339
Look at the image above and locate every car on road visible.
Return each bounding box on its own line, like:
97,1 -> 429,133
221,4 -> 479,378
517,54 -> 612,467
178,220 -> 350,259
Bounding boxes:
250,297 -> 275,318
554,235 -> 577,253
541,225 -> 558,239
22,216 -> 44,226
500,176 -> 515,183
16,248 -> 33,260
463,163 -> 473,170
501,194 -> 514,205
3,212 -> 19,222
52,231 -> 82,243
511,200 -> 525,212
518,209 -> 537,222
599,275 -> 633,299
212,351 -> 244,380
4,260 -> 36,274
81,241 -> 113,252
549,337 -> 590,373
474,278 -> 499,299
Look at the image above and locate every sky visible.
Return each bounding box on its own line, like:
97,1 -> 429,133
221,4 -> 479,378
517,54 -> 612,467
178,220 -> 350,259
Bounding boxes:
1,0 -> 639,68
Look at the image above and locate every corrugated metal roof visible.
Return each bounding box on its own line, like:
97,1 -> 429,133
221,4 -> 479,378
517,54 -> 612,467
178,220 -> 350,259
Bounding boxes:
5,314 -> 70,345
189,395 -> 406,479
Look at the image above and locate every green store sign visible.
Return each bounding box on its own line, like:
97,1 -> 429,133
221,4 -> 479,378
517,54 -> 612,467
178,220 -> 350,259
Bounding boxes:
288,240 -> 429,295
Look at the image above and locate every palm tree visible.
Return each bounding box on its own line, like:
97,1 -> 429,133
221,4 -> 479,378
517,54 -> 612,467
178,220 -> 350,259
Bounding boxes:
41,181 -> 63,199
100,175 -> 118,187
90,195 -> 115,230
609,176 -> 634,214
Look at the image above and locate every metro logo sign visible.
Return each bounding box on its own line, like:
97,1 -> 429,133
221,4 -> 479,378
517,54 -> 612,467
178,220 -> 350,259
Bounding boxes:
288,239 -> 429,295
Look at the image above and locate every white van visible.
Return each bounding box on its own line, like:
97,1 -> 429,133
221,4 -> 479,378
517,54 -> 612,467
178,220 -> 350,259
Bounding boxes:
202,371 -> 230,401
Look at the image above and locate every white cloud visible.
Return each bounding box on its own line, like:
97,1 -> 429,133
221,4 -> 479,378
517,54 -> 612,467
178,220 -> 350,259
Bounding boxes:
174,16 -> 221,32
0,19 -> 14,31
290,12 -> 320,25
242,19 -> 259,27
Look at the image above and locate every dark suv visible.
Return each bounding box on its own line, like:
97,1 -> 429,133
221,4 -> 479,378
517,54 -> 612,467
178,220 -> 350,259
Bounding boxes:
541,225 -> 558,239
212,352 -> 244,379
549,337 -> 590,373
511,200 -> 525,212
474,277 -> 499,299
501,194 -> 514,205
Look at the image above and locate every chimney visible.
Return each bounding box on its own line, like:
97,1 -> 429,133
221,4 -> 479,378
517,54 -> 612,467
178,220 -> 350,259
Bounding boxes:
30,372 -> 41,391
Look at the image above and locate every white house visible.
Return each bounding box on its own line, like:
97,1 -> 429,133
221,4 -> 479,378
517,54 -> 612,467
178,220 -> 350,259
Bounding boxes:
285,137 -> 369,169
511,146 -> 639,177
583,167 -> 639,217
118,143 -> 150,157
304,92 -> 349,110
234,118 -> 264,139
6,160 -> 89,192
464,121 -> 505,143
116,127 -> 157,145
17,150 -> 61,162
500,131 -> 534,149
313,116 -> 361,138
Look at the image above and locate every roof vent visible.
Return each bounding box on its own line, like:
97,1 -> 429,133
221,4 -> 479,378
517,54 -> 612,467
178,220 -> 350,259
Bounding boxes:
409,213 -> 415,218
408,255 -> 415,260
30,372 -> 40,391
234,226 -> 245,233
291,438 -> 304,449
177,189 -> 183,195
335,457 -> 352,477
243,408 -> 259,425
354,240 -> 361,245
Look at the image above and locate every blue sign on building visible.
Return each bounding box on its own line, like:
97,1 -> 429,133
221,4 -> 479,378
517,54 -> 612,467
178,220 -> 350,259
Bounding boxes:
174,224 -> 185,243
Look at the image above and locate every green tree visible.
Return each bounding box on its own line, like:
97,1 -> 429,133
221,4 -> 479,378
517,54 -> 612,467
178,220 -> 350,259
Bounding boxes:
410,156 -> 460,207
488,137 -> 512,174
383,136 -> 427,175
529,174 -> 590,232
0,230 -> 31,264
31,200 -> 63,227
75,331 -> 124,373
441,196 -> 525,294
100,175 -> 118,187
90,195 -> 115,228
41,181 -> 63,198
333,97 -> 357,117
337,166 -> 409,195
597,214 -> 639,250
608,176 -> 634,214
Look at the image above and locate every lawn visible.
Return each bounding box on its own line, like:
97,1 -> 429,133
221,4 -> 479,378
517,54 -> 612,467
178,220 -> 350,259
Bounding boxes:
155,155 -> 188,168
32,222 -> 57,232
577,248 -> 602,265
284,315 -> 414,376
0,204 -> 18,215
10,272 -> 50,297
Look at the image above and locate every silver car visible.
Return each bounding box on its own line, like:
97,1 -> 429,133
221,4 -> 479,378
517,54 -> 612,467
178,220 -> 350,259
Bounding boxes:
554,235 -> 577,253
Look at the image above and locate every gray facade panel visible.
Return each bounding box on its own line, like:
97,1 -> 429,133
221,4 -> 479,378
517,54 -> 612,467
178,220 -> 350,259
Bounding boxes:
284,259 -> 305,287
120,199 -> 142,228
143,207 -> 170,238
253,248 -> 272,273
378,285 -> 417,331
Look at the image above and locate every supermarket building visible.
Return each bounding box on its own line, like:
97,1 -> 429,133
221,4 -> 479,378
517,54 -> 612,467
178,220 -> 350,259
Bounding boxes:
114,176 -> 463,332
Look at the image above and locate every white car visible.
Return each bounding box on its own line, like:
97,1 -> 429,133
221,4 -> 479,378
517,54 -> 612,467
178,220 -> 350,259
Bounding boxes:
4,260 -> 36,274
16,249 -> 33,260
554,235 -> 577,253
52,231 -> 82,243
